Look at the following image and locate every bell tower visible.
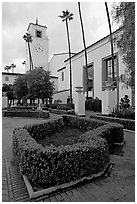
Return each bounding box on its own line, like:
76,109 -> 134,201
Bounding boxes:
25,19 -> 49,71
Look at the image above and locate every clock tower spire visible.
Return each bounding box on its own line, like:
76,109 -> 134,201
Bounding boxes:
25,20 -> 49,72
36,17 -> 38,25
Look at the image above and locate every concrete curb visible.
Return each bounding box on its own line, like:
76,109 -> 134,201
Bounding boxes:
23,163 -> 109,199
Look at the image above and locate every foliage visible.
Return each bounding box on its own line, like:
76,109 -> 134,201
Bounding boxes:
90,114 -> 135,131
26,68 -> 54,103
23,33 -> 33,70
111,95 -> 135,120
13,68 -> 54,104
51,103 -> 74,110
3,110 -> 49,118
63,115 -> 106,132
119,95 -> 130,110
85,97 -> 102,112
112,2 -> 135,90
14,75 -> 28,101
2,83 -> 14,100
48,108 -> 75,115
13,116 -> 124,188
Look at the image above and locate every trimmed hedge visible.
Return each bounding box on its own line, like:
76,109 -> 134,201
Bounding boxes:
13,116 -> 124,189
85,98 -> 102,112
90,114 -> 135,131
48,108 -> 75,115
3,110 -> 49,119
50,103 -> 74,110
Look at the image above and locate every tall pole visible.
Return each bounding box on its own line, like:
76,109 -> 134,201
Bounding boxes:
78,2 -> 88,99
105,2 -> 119,108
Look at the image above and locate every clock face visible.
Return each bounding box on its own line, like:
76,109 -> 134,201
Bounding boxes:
35,44 -> 44,52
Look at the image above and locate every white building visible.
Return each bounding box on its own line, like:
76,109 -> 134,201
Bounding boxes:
49,28 -> 132,113
2,72 -> 23,86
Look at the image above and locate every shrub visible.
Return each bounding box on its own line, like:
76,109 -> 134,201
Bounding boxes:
111,95 -> 135,120
3,110 -> 49,119
48,108 -> 75,115
90,114 -> 135,131
50,103 -> 74,110
111,108 -> 135,120
13,116 -> 124,189
13,126 -> 109,188
62,115 -> 106,131
85,97 -> 102,112
24,118 -> 64,140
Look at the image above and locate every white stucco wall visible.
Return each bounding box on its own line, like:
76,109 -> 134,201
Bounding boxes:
50,77 -> 58,92
26,23 -> 49,71
2,73 -> 23,85
64,35 -> 132,106
53,90 -> 70,104
49,53 -> 69,77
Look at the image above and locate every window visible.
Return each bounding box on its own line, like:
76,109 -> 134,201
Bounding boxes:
36,30 -> 42,38
83,62 -> 94,98
102,55 -> 118,90
87,65 -> 94,80
5,76 -> 9,81
62,71 -> 64,81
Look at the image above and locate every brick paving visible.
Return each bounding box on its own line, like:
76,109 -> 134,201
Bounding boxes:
2,114 -> 135,202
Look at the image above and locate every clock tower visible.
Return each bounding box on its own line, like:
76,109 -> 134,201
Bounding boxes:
26,19 -> 49,71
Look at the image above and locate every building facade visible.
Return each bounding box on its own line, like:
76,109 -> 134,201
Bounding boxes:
50,28 -> 132,112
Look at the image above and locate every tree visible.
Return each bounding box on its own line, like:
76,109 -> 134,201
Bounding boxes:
4,65 -> 11,73
58,10 -> 73,104
23,33 -> 33,71
11,63 -> 16,73
112,2 -> 135,106
26,68 -> 54,105
78,2 -> 89,99
2,83 -> 14,106
14,75 -> 28,105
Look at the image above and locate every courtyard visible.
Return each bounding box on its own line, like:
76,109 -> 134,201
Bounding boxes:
2,113 -> 135,202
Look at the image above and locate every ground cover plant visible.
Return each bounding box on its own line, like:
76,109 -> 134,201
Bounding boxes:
36,126 -> 85,147
13,115 -> 124,191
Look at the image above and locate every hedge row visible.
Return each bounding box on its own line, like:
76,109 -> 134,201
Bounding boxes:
48,108 -> 75,115
3,110 -> 49,119
13,126 -> 109,188
13,116 -> 124,188
90,114 -> 135,131
50,103 -> 74,110
63,115 -> 124,145
7,106 -> 37,110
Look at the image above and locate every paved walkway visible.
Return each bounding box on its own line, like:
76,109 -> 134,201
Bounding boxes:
2,114 -> 135,202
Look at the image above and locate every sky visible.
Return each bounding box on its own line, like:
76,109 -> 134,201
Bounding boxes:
2,1 -> 119,74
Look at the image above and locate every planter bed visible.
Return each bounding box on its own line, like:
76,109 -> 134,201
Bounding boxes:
90,114 -> 135,131
13,115 -> 124,198
48,108 -> 75,115
3,110 -> 49,119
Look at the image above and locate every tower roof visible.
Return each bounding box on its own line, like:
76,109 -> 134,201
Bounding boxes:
27,23 -> 47,31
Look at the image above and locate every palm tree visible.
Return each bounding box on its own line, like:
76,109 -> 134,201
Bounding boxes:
11,63 -> 16,73
105,2 -> 119,108
4,65 -> 11,73
23,33 -> 33,71
58,10 -> 73,104
78,2 -> 88,99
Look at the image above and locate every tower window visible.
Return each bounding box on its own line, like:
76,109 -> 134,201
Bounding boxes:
36,30 -> 42,38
